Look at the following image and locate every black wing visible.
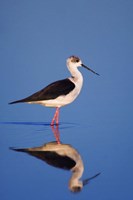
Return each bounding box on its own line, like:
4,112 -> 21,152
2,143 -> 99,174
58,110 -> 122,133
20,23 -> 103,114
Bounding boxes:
10,148 -> 76,170
26,151 -> 76,170
9,78 -> 75,104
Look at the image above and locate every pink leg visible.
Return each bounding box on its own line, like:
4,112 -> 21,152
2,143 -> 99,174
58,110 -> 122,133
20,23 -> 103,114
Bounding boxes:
55,107 -> 59,125
51,125 -> 60,144
51,107 -> 60,126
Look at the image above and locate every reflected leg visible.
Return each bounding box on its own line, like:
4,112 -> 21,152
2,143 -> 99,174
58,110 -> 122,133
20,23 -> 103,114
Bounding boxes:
51,125 -> 60,144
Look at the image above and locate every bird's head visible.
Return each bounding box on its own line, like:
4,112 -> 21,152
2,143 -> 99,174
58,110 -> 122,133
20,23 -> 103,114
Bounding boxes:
67,55 -> 99,76
67,56 -> 82,68
69,180 -> 83,193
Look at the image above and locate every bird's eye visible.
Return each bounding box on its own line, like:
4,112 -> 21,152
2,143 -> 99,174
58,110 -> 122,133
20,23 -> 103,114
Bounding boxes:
76,59 -> 79,62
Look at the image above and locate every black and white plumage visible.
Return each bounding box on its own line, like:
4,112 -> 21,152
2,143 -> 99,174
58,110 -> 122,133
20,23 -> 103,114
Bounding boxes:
9,79 -> 75,104
9,56 -> 99,125
10,140 -> 100,193
10,141 -> 84,192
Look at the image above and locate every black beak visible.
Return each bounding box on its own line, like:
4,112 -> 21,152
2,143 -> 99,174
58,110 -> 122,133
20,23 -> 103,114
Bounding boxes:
81,64 -> 100,76
83,172 -> 101,186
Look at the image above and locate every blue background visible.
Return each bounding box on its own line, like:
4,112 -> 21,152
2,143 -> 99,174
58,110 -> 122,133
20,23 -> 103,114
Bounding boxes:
0,0 -> 133,199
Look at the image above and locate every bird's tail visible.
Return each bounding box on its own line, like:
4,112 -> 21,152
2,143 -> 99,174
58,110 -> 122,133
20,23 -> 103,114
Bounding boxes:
10,147 -> 28,152
9,99 -> 26,104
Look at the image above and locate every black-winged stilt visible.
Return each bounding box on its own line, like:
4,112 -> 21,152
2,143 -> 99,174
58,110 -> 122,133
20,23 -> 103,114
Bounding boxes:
10,139 -> 100,193
9,56 -> 99,125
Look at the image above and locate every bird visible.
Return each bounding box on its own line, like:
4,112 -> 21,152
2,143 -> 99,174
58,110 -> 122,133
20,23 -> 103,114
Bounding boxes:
9,55 -> 99,126
10,140 -> 100,193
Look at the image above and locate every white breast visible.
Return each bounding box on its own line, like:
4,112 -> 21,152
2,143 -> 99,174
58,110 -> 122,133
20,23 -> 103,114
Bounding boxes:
29,76 -> 83,108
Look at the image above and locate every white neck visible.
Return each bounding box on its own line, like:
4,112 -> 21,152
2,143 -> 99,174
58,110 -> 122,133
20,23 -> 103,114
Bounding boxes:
66,61 -> 84,101
67,64 -> 83,84
69,158 -> 84,191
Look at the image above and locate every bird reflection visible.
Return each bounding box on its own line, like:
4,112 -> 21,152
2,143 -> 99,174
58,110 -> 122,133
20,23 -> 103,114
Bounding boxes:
10,126 -> 100,193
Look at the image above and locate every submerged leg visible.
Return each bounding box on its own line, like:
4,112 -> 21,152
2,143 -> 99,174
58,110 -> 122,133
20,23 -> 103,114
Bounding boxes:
51,107 -> 60,126
51,125 -> 60,144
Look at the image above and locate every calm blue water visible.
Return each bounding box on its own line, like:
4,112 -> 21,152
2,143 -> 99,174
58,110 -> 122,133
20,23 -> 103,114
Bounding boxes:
1,0 -> 133,199
1,112 -> 133,199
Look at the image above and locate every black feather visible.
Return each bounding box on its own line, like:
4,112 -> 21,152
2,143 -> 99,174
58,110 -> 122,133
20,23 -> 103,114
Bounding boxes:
9,78 -> 75,104
10,148 -> 76,170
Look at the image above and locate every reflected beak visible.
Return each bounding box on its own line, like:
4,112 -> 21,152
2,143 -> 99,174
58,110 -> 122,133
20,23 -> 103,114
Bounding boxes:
81,64 -> 100,76
83,172 -> 101,186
